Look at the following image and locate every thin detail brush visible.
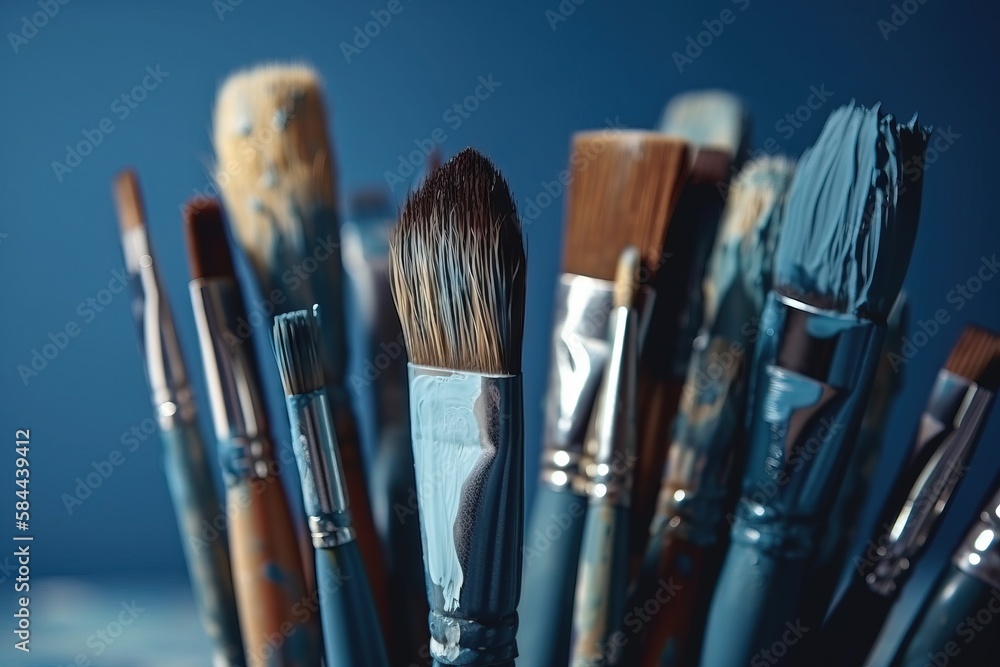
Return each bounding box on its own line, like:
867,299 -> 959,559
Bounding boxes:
114,171 -> 245,667
389,148 -> 526,667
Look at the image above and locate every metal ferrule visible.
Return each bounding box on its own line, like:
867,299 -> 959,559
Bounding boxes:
732,292 -> 883,557
955,485 -> 1000,590
541,274 -> 616,493
286,390 -> 355,550
408,364 -> 523,665
122,227 -> 196,431
189,277 -> 273,482
867,371 -> 995,594
576,303 -> 637,506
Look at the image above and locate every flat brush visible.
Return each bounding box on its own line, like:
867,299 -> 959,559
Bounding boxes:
389,148 -> 526,667
212,64 -> 388,632
630,91 -> 749,573
114,170 -> 244,666
811,324 -> 1000,667
521,130 -> 689,667
889,470 -> 1000,667
700,102 -> 931,667
272,307 -> 389,667
569,247 -> 640,667
626,156 -> 795,667
184,198 -> 319,667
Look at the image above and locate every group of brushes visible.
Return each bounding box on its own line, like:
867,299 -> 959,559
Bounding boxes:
110,58 -> 1000,667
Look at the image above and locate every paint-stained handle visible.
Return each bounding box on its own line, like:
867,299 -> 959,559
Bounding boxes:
518,487 -> 588,667
316,543 -> 389,667
890,566 -> 1000,667
227,475 -> 320,667
700,538 -> 810,667
161,422 -> 245,667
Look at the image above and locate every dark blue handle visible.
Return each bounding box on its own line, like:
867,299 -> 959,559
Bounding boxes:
317,543 -> 389,667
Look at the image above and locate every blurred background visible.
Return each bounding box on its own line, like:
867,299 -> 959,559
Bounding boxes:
0,0 -> 998,664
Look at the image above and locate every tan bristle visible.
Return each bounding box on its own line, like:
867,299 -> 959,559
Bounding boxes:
212,63 -> 337,286
944,325 -> 1000,389
562,131 -> 688,280
113,169 -> 146,233
389,148 -> 526,375
613,246 -> 640,309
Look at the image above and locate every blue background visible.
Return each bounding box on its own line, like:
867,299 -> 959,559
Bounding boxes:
1,0 -> 998,663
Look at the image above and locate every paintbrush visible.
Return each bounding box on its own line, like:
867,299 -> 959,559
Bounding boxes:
809,324 -> 1000,666
520,130 -> 689,667
212,64 -> 389,633
624,156 -> 795,667
569,247 -> 640,667
272,307 -> 389,667
114,170 -> 245,666
342,188 -> 428,665
888,468 -> 1000,667
629,91 -> 750,571
389,148 -> 526,667
699,102 -> 930,667
184,198 -> 320,667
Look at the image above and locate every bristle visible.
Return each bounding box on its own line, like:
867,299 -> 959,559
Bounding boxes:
389,148 -> 526,375
272,308 -> 326,396
113,169 -> 146,233
183,198 -> 235,281
659,90 -> 748,159
613,246 -> 640,309
944,325 -> 1000,389
562,131 -> 688,279
703,156 -> 796,321
212,62 -> 337,294
775,102 -> 931,319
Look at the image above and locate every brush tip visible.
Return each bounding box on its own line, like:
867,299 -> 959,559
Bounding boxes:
272,307 -> 326,396
183,198 -> 235,281
113,169 -> 145,233
945,325 -> 1000,390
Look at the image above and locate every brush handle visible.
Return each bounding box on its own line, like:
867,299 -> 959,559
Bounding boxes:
226,473 -> 319,667
518,487 -> 588,667
569,503 -> 630,667
162,423 -> 245,666
700,535 -> 810,667
315,543 -> 389,667
890,566 -> 1000,667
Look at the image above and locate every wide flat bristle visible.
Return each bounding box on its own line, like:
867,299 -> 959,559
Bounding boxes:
113,169 -> 146,233
613,246 -> 640,309
659,90 -> 748,159
212,62 -> 337,292
272,308 -> 326,396
944,325 -> 1000,389
389,148 -> 526,375
562,131 -> 688,279
775,102 -> 931,319
183,198 -> 235,281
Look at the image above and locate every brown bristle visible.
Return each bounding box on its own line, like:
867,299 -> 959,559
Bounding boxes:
944,325 -> 1000,389
183,198 -> 235,281
113,169 -> 146,233
389,148 -> 526,375
562,131 -> 689,280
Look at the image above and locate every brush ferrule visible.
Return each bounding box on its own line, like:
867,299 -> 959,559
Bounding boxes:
408,364 -> 523,665
123,227 -> 197,430
285,390 -> 355,549
190,278 -> 273,467
866,372 -> 994,594
541,274 -> 616,492
736,292 -> 883,553
955,486 -> 1000,591
576,304 -> 637,506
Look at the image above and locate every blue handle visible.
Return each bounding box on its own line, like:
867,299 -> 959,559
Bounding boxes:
316,542 -> 389,667
518,487 -> 588,667
161,422 -> 245,666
